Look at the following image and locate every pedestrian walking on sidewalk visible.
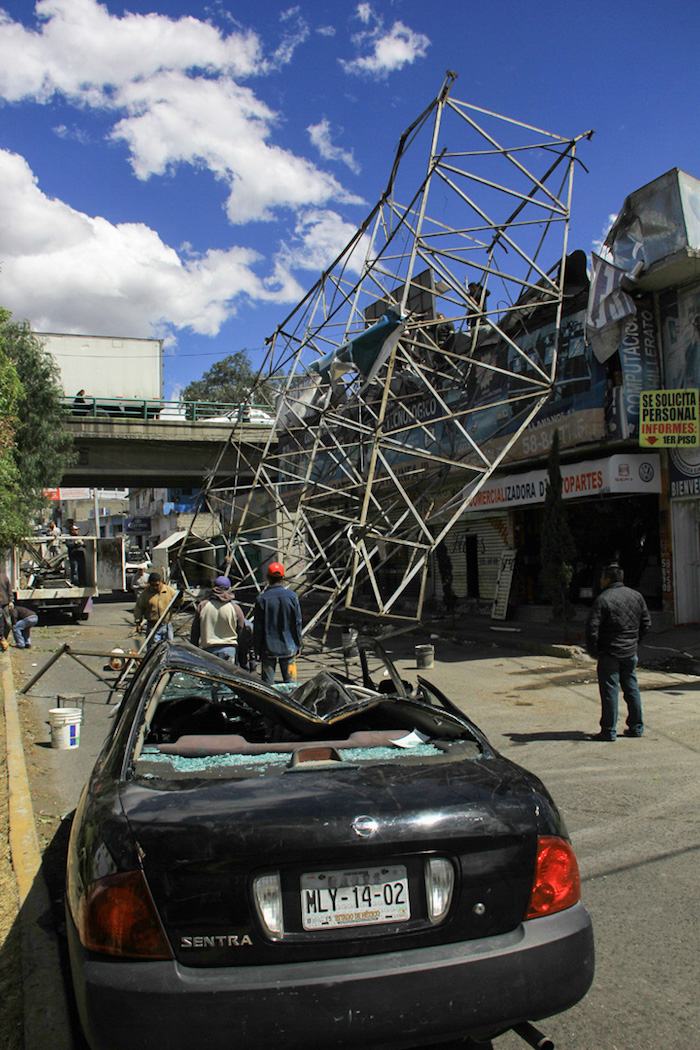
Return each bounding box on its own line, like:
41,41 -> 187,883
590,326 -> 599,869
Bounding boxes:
191,575 -> 250,663
253,562 -> 302,685
585,564 -> 651,741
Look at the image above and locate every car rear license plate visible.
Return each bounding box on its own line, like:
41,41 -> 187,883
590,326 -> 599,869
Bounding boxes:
301,865 -> 410,929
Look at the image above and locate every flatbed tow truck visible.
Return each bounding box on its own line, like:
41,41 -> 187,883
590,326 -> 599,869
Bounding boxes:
12,536 -> 96,621
11,534 -> 140,620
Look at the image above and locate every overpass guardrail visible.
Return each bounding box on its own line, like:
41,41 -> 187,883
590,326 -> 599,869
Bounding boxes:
63,396 -> 275,425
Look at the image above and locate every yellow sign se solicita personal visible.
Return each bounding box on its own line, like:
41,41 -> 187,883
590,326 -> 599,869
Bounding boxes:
639,389 -> 699,448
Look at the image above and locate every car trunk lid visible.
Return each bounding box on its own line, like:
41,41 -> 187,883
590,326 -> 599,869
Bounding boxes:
120,753 -> 549,967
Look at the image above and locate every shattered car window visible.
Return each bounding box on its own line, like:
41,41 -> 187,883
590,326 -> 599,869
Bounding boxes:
127,642 -> 483,783
141,671 -> 284,748
291,672 -> 375,718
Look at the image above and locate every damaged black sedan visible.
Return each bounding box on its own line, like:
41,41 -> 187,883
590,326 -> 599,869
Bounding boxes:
66,638 -> 594,1050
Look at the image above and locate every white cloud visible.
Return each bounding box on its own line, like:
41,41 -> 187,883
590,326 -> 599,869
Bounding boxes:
110,72 -> 363,223
0,149 -> 304,338
265,6 -> 310,71
307,119 -> 361,174
0,0 -> 357,223
592,214 -> 618,258
277,208 -> 370,276
0,0 -> 262,102
52,123 -> 91,144
0,2 -> 375,347
341,17 -> 430,78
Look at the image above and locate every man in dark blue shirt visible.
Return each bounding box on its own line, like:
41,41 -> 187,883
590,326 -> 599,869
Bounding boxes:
586,564 -> 651,741
253,563 -> 303,686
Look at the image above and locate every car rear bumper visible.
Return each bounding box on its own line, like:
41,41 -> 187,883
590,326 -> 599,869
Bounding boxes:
68,903 -> 594,1050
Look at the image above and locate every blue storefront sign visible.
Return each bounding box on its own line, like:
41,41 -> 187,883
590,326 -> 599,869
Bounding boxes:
617,296 -> 662,437
126,517 -> 151,535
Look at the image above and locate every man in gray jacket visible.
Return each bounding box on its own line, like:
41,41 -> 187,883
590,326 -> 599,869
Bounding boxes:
585,564 -> 651,741
191,576 -> 248,663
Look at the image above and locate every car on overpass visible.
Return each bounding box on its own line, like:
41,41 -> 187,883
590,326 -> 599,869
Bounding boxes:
200,405 -> 274,424
69,395 -> 162,419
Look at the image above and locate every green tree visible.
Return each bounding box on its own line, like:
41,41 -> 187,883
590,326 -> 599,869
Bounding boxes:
0,312 -> 75,547
541,430 -> 576,627
0,332 -> 27,551
181,350 -> 276,406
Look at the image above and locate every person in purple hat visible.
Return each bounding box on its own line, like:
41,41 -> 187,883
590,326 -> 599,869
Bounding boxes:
190,575 -> 248,663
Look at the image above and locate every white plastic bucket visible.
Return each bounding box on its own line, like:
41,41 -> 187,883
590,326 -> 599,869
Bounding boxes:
49,707 -> 82,750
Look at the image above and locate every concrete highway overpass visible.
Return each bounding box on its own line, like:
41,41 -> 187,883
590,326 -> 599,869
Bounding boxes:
61,418 -> 272,488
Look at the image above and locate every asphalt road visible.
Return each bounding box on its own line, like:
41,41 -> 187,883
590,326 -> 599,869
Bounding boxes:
8,597 -> 700,1050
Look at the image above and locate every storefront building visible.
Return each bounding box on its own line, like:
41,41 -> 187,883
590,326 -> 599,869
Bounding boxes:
435,168 -> 700,625
437,454 -> 664,615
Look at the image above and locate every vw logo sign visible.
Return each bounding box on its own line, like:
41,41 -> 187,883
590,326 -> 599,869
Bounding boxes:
639,461 -> 655,483
352,815 -> 379,838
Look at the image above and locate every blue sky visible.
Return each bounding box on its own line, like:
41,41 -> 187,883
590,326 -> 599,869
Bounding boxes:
0,0 -> 698,399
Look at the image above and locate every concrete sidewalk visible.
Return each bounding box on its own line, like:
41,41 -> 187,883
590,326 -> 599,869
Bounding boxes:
14,592 -> 700,683
412,604 -> 700,675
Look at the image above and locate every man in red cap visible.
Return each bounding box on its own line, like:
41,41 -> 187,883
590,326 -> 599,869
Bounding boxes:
253,562 -> 302,685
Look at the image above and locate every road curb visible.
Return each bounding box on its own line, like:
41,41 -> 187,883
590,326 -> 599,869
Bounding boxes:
428,622 -> 700,674
432,626 -> 584,662
1,655 -> 74,1050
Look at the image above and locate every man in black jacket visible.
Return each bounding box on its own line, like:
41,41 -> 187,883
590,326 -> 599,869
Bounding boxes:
586,564 -> 651,741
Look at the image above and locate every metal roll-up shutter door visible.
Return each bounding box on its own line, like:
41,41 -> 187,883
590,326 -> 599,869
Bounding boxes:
438,522 -> 467,599
672,500 -> 700,623
474,512 -> 511,601
435,512 -> 510,602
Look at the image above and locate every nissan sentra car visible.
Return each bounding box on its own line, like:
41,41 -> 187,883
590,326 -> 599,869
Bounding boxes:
65,638 -> 594,1050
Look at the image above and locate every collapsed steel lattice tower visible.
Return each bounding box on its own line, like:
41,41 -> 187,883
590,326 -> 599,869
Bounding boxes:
192,73 -> 592,636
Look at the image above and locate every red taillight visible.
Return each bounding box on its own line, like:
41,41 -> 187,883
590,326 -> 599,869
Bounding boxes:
78,869 -> 173,959
525,836 -> 581,920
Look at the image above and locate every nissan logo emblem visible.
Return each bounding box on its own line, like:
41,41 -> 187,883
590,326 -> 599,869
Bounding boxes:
352,815 -> 379,838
